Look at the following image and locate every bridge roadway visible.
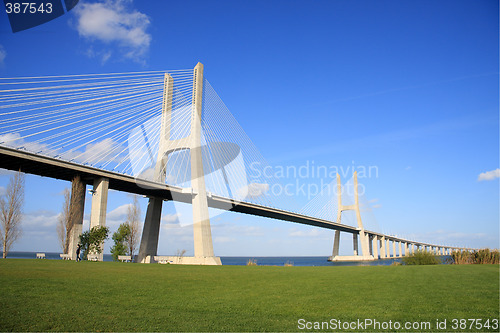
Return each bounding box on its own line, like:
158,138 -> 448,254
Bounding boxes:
0,145 -> 465,251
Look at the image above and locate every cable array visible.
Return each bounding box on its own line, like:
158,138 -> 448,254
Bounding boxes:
0,69 -> 378,223
0,70 -> 196,176
200,79 -> 300,211
299,179 -> 338,222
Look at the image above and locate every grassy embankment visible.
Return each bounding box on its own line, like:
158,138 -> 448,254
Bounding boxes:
0,260 -> 498,332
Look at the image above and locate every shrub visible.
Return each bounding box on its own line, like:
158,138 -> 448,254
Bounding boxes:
110,223 -> 130,261
401,250 -> 440,265
246,259 -> 257,266
451,250 -> 473,264
451,249 -> 499,264
79,226 -> 109,260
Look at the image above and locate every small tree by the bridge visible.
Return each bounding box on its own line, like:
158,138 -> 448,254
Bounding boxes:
0,171 -> 24,258
111,223 -> 130,261
56,188 -> 70,253
125,195 -> 141,258
79,225 -> 109,260
57,176 -> 85,254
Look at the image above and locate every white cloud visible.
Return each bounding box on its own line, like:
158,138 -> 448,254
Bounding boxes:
213,236 -> 235,243
0,44 -> 6,66
289,227 -> 328,238
23,210 -> 60,228
162,213 -> 181,224
0,132 -> 126,166
477,169 -> 500,181
72,137 -> 127,164
85,46 -> 113,65
212,223 -> 265,237
73,0 -> 151,63
106,204 -> 130,220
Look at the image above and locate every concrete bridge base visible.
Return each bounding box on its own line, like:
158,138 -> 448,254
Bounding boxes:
328,255 -> 375,262
154,256 -> 222,265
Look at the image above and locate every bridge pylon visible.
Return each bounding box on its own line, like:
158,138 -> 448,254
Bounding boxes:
67,175 -> 86,260
328,171 -> 374,261
136,62 -> 221,265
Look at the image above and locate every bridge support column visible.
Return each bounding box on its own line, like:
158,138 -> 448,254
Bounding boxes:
380,236 -> 386,259
137,197 -> 163,263
398,241 -> 402,258
68,176 -> 86,260
372,236 -> 379,259
386,238 -> 391,258
353,234 -> 358,256
392,240 -> 396,259
89,177 -> 108,261
331,230 -> 340,257
191,63 -> 218,264
404,242 -> 409,256
368,235 -> 373,256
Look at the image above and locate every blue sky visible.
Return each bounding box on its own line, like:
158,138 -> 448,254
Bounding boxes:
0,0 -> 498,256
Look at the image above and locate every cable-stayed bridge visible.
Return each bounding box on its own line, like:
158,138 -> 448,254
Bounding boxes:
0,63 -> 473,264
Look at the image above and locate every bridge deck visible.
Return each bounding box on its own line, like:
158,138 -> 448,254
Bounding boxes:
0,146 -> 358,234
0,145 -> 469,250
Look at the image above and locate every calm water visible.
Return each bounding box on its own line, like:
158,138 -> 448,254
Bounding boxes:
0,251 -> 451,266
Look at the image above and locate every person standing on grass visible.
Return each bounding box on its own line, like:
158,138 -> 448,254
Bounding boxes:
76,244 -> 81,262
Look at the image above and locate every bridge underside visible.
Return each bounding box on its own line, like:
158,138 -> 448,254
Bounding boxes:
0,146 -> 360,233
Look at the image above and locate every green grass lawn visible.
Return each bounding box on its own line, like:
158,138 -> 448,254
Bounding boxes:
0,260 -> 498,332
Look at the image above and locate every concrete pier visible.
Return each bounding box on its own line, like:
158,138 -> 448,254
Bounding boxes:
328,172 -> 374,261
68,176 -> 86,260
89,177 -> 108,261
372,235 -> 379,259
380,236 -> 386,259
137,197 -> 163,263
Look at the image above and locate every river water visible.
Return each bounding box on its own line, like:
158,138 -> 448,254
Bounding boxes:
1,251 -> 451,266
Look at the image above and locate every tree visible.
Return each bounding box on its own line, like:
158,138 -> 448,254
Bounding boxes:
110,223 -> 130,261
0,171 -> 24,258
56,188 -> 70,253
56,176 -> 84,254
79,225 -> 109,260
125,195 -> 140,258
